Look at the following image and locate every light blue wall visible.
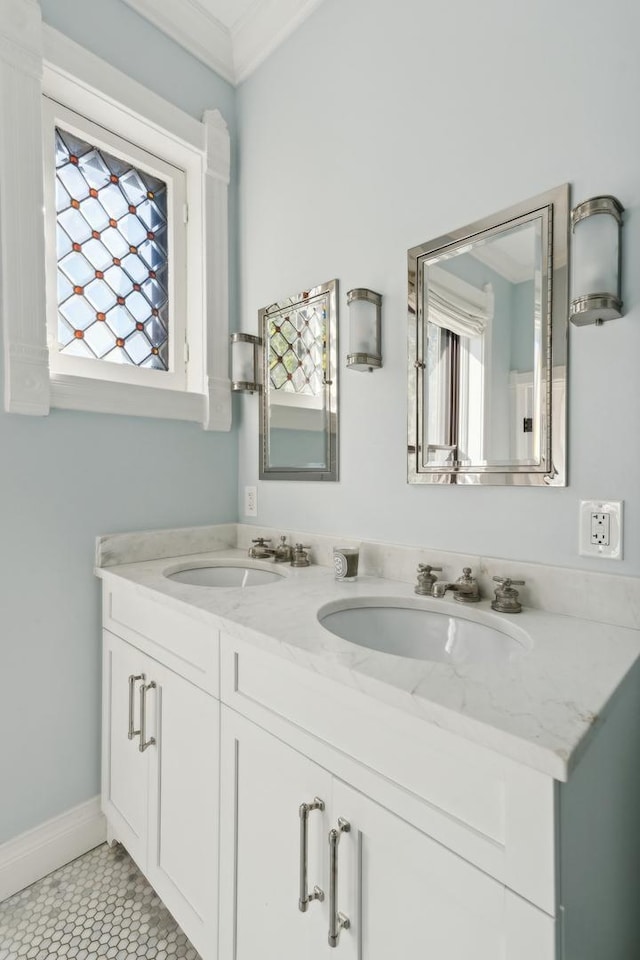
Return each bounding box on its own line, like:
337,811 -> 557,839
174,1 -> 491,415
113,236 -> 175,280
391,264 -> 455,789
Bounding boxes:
0,1 -> 238,844
236,0 -> 640,575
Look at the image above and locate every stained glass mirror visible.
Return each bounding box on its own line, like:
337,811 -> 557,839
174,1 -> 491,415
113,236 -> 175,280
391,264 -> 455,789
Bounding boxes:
259,279 -> 338,481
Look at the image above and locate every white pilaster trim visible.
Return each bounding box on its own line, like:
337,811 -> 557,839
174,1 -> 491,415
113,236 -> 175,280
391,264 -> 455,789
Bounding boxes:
0,0 -> 50,416
121,0 -> 235,84
0,797 -> 107,903
202,109 -> 231,431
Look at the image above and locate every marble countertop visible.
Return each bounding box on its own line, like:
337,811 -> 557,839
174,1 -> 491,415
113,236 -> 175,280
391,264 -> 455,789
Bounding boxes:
97,547 -> 640,782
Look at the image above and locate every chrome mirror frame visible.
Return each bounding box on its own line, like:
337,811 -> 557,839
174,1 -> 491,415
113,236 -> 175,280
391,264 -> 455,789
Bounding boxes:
408,184 -> 569,486
259,279 -> 339,482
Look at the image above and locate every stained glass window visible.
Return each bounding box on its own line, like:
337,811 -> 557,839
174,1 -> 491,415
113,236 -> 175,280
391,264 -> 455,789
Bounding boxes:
268,295 -> 327,396
55,128 -> 169,371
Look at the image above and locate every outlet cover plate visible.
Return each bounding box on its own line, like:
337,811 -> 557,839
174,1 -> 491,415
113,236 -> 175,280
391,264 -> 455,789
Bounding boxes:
579,500 -> 623,559
244,485 -> 257,518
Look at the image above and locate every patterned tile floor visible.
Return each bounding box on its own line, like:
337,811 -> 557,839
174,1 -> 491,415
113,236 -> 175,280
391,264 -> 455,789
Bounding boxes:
0,843 -> 201,960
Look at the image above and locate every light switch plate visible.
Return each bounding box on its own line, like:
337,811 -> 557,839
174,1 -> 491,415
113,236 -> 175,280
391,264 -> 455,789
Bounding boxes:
579,500 -> 623,559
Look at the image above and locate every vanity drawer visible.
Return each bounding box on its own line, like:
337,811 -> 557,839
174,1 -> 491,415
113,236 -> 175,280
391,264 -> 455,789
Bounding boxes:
103,581 -> 219,696
220,633 -> 556,915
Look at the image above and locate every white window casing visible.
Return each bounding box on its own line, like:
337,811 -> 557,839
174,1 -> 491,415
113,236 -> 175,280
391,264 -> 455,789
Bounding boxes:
424,267 -> 493,463
0,0 -> 232,429
43,97 -> 189,392
202,107 -> 231,431
427,265 -> 493,339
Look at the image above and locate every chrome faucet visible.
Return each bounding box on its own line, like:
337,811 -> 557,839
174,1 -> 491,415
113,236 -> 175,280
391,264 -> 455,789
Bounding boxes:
248,537 -> 275,559
431,567 -> 481,603
431,581 -> 459,599
291,543 -> 312,567
248,535 -> 298,562
273,535 -> 293,563
414,564 -> 442,595
491,576 -> 525,613
453,567 -> 481,603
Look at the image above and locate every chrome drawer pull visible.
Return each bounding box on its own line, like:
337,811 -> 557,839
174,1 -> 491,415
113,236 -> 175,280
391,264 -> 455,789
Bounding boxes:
298,797 -> 325,912
127,674 -> 144,740
328,818 -> 351,947
139,681 -> 156,752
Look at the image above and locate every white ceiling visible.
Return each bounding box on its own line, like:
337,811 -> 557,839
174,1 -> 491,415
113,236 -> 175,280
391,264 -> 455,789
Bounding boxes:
122,0 -> 326,86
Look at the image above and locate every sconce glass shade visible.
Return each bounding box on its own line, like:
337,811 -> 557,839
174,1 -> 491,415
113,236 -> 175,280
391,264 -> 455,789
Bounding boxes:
346,288 -> 382,371
570,196 -> 624,326
230,332 -> 262,392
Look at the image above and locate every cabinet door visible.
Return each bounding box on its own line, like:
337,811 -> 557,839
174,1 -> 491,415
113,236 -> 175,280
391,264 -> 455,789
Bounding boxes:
101,630 -> 150,870
147,662 -> 220,960
333,780 -> 555,960
219,708 -> 331,960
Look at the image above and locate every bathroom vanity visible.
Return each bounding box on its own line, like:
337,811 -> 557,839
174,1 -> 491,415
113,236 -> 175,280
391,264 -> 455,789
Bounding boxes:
97,527 -> 640,960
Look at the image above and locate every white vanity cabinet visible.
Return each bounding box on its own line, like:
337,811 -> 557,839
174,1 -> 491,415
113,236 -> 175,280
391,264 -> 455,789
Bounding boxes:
101,583 -> 220,960
99,571 -> 640,960
102,629 -> 150,867
218,635 -> 556,960
219,708 -> 331,960
333,780 -> 553,960
219,707 -> 554,960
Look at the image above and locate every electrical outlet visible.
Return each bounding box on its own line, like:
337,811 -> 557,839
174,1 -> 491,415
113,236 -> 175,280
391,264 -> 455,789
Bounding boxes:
590,512 -> 610,546
244,485 -> 257,518
579,500 -> 623,559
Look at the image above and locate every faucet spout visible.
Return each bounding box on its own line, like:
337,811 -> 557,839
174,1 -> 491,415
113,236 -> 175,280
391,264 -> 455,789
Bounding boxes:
431,582 -> 459,599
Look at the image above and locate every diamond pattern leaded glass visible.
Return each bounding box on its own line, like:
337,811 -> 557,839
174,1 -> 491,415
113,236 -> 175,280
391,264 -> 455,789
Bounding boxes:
55,127 -> 169,371
268,294 -> 327,396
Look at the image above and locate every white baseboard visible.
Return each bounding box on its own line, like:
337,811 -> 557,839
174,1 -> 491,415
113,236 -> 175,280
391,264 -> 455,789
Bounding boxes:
0,797 -> 107,903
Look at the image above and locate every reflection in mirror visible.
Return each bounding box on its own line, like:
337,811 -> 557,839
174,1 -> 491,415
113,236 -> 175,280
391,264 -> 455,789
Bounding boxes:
259,279 -> 338,481
408,185 -> 569,485
425,219 -> 541,466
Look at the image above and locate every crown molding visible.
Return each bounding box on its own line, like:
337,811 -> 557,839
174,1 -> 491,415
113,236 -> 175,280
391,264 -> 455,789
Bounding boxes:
121,0 -> 324,85
232,0 -> 325,83
121,0 -> 235,84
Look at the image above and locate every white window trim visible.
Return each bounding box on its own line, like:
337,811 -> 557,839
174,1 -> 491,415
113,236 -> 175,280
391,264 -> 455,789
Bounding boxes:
0,0 -> 231,430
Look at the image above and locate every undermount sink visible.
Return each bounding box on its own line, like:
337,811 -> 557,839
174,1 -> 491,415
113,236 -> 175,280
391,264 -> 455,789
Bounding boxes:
318,598 -> 529,664
164,561 -> 285,588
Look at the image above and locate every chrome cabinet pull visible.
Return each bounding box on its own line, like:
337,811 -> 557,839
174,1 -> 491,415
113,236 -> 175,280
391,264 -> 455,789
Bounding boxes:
127,674 -> 144,740
328,818 -> 351,947
298,798 -> 325,912
139,681 -> 156,752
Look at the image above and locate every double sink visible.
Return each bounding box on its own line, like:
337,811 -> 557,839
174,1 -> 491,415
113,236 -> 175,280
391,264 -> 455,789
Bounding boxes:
164,560 -> 528,666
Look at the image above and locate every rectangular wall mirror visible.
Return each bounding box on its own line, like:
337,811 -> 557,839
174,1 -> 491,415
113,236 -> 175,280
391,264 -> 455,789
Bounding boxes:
408,184 -> 569,485
259,279 -> 338,481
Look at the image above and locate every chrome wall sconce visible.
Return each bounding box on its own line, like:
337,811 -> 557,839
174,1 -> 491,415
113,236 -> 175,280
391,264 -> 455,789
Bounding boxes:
570,195 -> 624,326
230,332 -> 262,393
346,288 -> 382,371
